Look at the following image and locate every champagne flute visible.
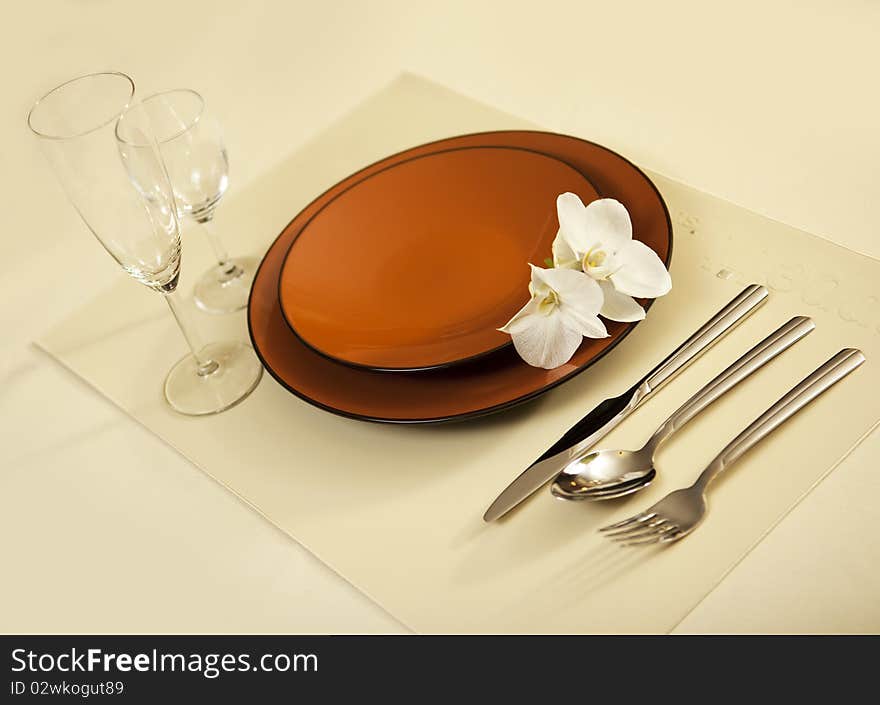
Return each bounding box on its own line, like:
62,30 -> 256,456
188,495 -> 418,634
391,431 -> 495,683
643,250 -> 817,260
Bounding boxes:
28,72 -> 262,416
119,88 -> 259,314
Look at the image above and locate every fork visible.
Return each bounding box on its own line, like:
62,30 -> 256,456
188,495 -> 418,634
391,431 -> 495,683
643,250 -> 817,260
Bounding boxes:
599,348 -> 865,546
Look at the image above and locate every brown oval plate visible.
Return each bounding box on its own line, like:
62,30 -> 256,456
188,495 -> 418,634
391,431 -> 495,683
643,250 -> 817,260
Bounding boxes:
248,130 -> 672,424
278,146 -> 599,371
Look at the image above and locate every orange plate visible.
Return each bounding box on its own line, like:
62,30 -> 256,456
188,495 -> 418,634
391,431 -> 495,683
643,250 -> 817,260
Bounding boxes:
248,131 -> 672,424
278,146 -> 599,371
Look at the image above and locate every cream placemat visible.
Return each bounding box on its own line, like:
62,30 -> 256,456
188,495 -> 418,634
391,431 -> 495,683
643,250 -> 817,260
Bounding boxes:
37,75 -> 880,633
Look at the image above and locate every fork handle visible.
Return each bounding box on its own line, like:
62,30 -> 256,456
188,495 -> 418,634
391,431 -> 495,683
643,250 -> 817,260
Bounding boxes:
647,316 -> 814,449
693,348 -> 865,491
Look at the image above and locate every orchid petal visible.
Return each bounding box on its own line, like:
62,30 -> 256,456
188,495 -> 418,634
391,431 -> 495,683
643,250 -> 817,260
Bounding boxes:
598,279 -> 645,322
582,248 -> 621,281
556,192 -> 592,255
498,296 -> 541,333
531,266 -> 602,312
582,198 -> 632,252
609,240 -> 672,298
535,266 -> 607,339
525,263 -> 552,299
558,306 -> 608,338
551,229 -> 579,269
507,310 -> 584,369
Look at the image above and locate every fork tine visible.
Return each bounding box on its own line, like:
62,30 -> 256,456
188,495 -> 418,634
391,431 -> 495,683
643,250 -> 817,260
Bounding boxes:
624,526 -> 679,547
603,517 -> 666,538
599,511 -> 656,532
659,530 -> 684,544
609,521 -> 671,542
624,535 -> 665,547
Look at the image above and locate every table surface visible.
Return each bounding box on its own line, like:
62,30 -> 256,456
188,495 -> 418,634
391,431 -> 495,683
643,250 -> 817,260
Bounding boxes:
3,0 -> 879,634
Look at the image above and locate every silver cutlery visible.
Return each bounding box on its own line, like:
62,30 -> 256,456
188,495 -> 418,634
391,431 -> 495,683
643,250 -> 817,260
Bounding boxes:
483,283 -> 769,521
600,348 -> 865,546
576,469 -> 658,500
551,316 -> 814,501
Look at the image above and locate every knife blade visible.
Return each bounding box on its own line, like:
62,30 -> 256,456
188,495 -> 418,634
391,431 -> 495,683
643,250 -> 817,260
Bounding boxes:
483,283 -> 769,522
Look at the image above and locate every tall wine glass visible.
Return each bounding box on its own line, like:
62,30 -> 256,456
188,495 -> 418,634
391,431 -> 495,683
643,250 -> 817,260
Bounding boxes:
28,72 -> 262,416
116,88 -> 259,314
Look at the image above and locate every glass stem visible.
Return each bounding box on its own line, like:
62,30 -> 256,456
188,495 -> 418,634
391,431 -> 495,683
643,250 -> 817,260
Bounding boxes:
200,218 -> 243,281
165,290 -> 219,376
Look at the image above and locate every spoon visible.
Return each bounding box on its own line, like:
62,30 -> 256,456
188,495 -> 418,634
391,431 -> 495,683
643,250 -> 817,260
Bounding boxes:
551,459 -> 655,500
551,316 -> 814,501
552,467 -> 657,501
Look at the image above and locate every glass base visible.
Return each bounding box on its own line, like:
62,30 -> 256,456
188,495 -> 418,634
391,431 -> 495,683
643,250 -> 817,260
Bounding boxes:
193,256 -> 260,314
164,341 -> 263,416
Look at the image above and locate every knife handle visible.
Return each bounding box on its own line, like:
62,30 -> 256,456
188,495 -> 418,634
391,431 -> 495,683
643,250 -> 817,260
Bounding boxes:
643,283 -> 769,393
535,380 -> 645,461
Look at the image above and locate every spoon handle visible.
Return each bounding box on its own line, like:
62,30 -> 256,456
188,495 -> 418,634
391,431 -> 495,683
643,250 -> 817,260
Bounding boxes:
647,316 -> 814,449
694,348 -> 865,490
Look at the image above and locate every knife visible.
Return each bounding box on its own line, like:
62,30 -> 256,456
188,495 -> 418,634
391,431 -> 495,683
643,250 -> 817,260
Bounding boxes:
483,283 -> 770,522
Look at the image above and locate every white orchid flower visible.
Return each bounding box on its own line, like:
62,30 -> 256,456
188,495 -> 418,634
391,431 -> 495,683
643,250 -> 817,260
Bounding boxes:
552,193 -> 672,322
500,265 -> 607,369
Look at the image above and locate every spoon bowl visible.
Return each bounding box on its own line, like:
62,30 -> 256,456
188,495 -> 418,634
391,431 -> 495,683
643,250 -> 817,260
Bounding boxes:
551,451 -> 654,500
552,468 -> 656,500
